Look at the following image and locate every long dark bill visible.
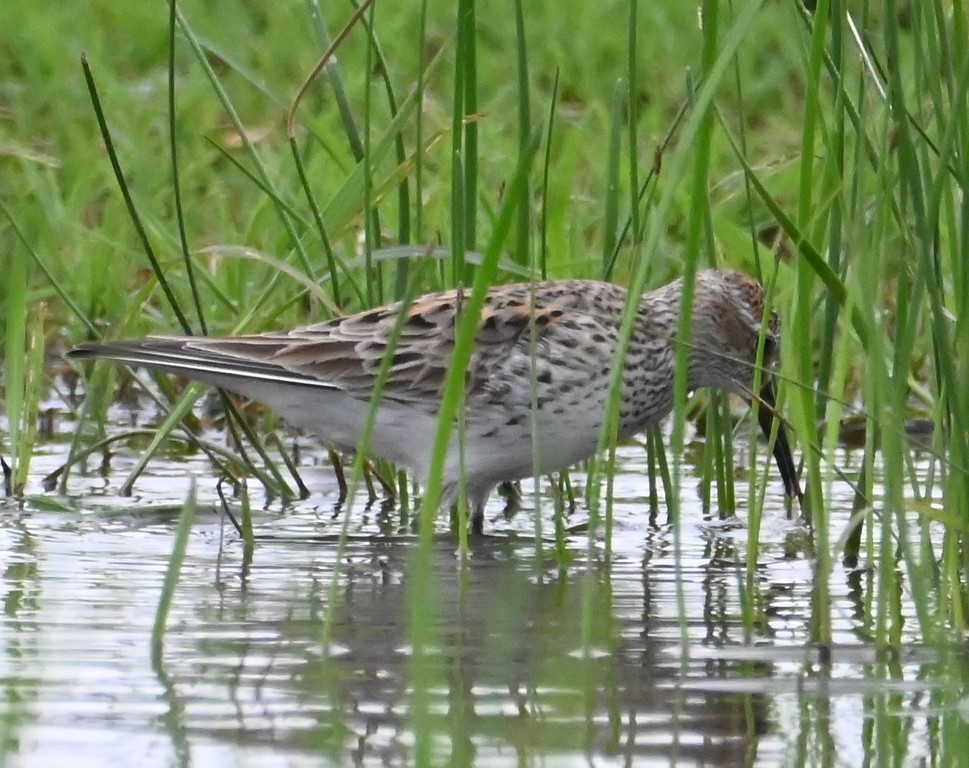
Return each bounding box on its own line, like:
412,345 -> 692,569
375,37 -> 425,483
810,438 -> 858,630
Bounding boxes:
756,380 -> 804,503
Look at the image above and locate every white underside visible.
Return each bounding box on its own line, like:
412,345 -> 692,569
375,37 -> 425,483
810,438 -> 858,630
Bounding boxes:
217,376 -> 606,498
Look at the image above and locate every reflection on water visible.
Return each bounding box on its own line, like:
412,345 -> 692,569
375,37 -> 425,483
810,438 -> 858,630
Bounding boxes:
0,423 -> 967,766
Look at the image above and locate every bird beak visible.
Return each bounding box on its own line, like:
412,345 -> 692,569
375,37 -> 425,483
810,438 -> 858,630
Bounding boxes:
756,380 -> 803,503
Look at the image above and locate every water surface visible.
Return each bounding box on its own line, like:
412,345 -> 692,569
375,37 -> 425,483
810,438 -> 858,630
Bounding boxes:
0,407 -> 965,767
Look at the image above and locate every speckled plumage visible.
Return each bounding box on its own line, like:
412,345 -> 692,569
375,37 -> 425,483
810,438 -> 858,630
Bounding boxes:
68,269 -> 801,531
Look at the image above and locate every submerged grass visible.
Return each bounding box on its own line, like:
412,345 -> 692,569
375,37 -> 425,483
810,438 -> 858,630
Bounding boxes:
151,480 -> 197,662
2,0 -> 969,758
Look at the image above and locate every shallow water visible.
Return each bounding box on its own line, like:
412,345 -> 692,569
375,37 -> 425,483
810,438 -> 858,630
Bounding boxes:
1,403 -> 966,767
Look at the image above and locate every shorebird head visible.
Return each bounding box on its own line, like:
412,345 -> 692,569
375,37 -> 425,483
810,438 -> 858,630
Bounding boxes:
687,270 -> 802,502
686,270 -> 780,393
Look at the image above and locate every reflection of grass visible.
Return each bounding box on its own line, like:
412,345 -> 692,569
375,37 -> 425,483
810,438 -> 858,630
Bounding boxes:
2,0 -> 969,758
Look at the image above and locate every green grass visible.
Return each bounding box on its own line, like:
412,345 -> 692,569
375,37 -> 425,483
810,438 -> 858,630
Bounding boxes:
3,0 -> 969,759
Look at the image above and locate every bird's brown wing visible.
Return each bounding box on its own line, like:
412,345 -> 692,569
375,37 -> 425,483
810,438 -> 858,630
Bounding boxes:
70,281 -> 628,411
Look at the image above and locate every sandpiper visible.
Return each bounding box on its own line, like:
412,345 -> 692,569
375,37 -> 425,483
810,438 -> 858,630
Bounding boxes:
68,269 -> 802,531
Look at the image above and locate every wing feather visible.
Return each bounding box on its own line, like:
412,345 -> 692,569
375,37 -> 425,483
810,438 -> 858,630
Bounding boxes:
69,280 -> 632,411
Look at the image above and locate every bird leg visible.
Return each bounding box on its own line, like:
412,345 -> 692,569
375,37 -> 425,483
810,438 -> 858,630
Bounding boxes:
471,502 -> 485,535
